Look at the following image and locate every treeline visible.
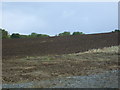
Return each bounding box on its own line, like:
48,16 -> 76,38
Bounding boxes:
0,29 -> 50,39
10,33 -> 50,39
58,31 -> 84,36
0,28 -> 85,39
0,28 -> 120,39
112,29 -> 120,33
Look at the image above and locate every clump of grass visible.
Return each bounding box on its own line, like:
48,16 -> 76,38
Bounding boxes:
25,55 -> 55,61
79,45 -> 120,54
38,56 -> 55,61
66,46 -> 119,61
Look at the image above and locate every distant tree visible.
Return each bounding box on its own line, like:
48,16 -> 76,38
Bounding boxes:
0,28 -> 9,38
28,32 -> 49,38
112,29 -> 120,32
58,31 -> 71,36
72,32 -> 84,35
11,33 -> 20,38
37,34 -> 42,37
30,32 -> 38,37
114,29 -> 120,32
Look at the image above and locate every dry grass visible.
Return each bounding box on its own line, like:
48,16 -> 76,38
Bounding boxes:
24,45 -> 120,62
80,45 -> 120,54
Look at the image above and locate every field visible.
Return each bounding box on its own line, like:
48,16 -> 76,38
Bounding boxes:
2,32 -> 119,60
2,32 -> 120,87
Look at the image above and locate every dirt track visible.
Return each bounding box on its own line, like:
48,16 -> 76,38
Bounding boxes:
2,32 -> 119,60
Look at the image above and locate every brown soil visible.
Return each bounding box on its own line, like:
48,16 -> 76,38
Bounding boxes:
2,52 -> 119,84
2,32 -> 119,84
2,32 -> 119,60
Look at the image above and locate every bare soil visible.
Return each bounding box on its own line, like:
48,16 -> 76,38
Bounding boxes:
2,32 -> 119,84
2,32 -> 119,60
2,52 -> 119,84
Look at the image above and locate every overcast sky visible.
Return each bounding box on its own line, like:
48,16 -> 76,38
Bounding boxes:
2,2 -> 118,35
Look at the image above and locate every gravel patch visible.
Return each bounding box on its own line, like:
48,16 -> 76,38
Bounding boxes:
2,70 -> 119,88
51,70 -> 119,88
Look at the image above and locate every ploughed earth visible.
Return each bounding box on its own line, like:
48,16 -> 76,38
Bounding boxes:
2,49 -> 119,85
2,32 -> 119,88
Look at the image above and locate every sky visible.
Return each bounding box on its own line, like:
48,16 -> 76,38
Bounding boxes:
1,2 -> 118,36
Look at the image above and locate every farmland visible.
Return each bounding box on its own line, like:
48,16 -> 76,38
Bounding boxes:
2,32 -> 120,88
2,32 -> 119,60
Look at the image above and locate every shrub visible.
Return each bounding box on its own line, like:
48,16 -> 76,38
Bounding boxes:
0,28 -> 9,39
30,33 -> 38,37
112,29 -> 120,32
58,31 -> 71,36
11,33 -> 21,38
72,32 -> 84,35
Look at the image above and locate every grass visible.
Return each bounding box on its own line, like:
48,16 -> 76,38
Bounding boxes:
61,45 -> 119,61
81,45 -> 120,54
23,45 -> 119,62
25,55 -> 55,61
